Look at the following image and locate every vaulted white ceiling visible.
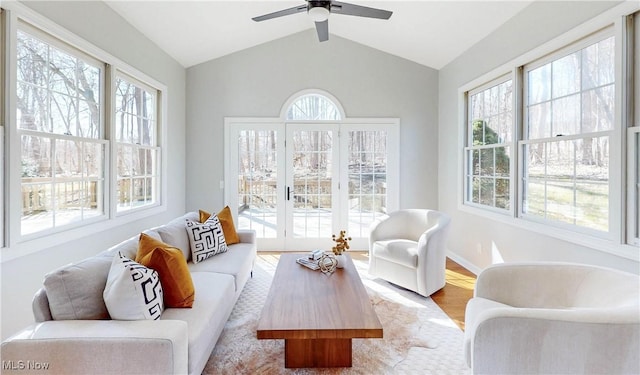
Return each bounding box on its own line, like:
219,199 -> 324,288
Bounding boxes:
105,1 -> 532,69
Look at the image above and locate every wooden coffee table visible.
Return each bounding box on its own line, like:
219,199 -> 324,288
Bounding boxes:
256,253 -> 383,368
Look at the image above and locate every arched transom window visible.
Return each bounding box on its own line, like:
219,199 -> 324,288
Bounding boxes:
285,93 -> 343,121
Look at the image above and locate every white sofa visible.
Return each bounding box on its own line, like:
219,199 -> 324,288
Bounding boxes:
368,209 -> 451,297
464,262 -> 640,375
1,212 -> 257,375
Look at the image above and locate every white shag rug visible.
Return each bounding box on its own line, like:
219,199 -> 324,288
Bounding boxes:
203,256 -> 470,374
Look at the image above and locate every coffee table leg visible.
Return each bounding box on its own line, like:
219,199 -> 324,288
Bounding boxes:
284,338 -> 352,368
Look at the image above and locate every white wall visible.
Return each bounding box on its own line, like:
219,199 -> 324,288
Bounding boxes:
438,1 -> 639,274
185,30 -> 439,213
1,1 -> 186,339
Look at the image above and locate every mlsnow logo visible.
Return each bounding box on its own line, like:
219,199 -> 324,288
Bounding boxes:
2,360 -> 50,371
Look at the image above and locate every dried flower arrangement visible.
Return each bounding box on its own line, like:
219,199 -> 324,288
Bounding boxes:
331,230 -> 352,255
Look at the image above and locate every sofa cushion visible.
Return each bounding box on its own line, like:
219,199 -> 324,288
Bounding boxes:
185,216 -> 228,263
156,212 -> 199,261
199,206 -> 240,245
103,252 -> 164,320
136,232 -> 181,262
44,255 -> 113,320
188,242 -> 255,292
136,234 -> 195,308
161,272 -> 235,375
372,239 -> 419,268
97,229 -> 162,260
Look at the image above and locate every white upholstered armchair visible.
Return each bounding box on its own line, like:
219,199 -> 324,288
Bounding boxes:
464,262 -> 640,375
368,209 -> 451,297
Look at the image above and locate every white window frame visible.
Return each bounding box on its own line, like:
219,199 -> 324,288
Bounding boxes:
458,2 -> 639,261
628,11 -> 640,246
281,89 -> 346,120
113,71 -> 162,215
15,21 -> 109,240
339,121 -> 400,242
463,74 -> 515,215
1,3 -> 167,261
520,28 -> 616,239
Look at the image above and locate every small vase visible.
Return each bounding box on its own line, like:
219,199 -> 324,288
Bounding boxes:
335,254 -> 346,268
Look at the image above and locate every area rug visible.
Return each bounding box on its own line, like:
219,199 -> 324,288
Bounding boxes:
203,256 -> 470,374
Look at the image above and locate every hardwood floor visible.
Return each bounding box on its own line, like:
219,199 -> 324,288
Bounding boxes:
257,252 -> 476,331
431,258 -> 476,330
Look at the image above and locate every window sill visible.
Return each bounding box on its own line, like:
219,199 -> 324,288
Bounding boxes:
458,203 -> 640,262
0,205 -> 167,263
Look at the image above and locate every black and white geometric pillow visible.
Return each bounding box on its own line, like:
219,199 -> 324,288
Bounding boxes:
103,252 -> 164,320
185,215 -> 228,264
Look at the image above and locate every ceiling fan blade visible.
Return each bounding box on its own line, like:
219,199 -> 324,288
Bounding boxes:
252,4 -> 307,22
315,20 -> 329,42
330,1 -> 393,19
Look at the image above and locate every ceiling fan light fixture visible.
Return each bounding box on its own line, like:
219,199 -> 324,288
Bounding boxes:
308,7 -> 330,22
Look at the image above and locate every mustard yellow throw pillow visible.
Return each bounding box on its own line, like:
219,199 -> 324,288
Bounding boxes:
199,206 -> 240,245
136,233 -> 195,308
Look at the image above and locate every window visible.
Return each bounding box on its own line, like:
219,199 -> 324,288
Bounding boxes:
16,27 -> 106,236
2,11 -> 165,246
465,78 -> 513,211
522,33 -> 614,233
115,75 -> 160,212
347,129 -> 390,237
461,6 -> 640,254
285,93 -> 342,121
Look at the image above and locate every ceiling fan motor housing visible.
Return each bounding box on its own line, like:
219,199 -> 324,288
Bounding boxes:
307,1 -> 331,22
308,1 -> 332,12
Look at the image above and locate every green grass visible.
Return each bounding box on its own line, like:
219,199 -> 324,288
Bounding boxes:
525,178 -> 608,231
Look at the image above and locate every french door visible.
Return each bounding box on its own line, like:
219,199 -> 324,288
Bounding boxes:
286,124 -> 340,249
225,119 -> 398,251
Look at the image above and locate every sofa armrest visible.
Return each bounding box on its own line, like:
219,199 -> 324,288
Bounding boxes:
32,288 -> 52,322
468,306 -> 640,374
236,229 -> 256,245
1,320 -> 188,375
474,262 -> 599,307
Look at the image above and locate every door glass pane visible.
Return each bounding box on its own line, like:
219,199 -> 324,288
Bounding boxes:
347,130 -> 387,238
292,130 -> 332,238
237,130 -> 278,238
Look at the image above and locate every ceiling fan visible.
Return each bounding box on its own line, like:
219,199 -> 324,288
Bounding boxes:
252,1 -> 393,42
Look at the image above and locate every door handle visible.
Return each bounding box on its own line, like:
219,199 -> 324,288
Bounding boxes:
286,186 -> 291,201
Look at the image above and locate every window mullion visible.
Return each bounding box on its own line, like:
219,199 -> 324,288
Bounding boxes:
620,12 -> 638,245
104,63 -> 115,219
573,139 -> 577,226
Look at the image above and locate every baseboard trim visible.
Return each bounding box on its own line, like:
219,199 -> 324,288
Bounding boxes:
446,251 -> 481,275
